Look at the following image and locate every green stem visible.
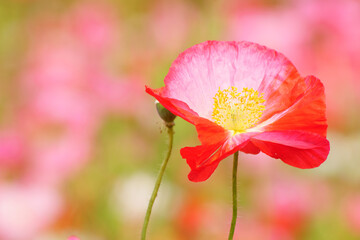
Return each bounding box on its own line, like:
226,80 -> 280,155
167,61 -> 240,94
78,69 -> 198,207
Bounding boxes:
141,125 -> 174,240
228,151 -> 239,240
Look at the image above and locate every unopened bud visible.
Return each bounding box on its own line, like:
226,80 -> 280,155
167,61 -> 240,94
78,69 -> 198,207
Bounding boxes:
155,101 -> 176,127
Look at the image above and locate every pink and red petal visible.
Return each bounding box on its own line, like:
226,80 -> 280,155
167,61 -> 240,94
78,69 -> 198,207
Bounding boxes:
181,142 -> 225,182
181,133 -> 255,182
258,71 -> 305,122
194,118 -> 231,145
250,131 -> 329,169
162,41 -> 302,120
240,141 -> 261,154
146,86 -> 200,124
182,129 -> 329,181
147,86 -> 234,146
259,76 -> 327,137
146,41 -> 329,181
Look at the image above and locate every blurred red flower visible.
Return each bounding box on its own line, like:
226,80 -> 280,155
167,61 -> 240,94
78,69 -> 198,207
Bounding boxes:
146,41 -> 329,182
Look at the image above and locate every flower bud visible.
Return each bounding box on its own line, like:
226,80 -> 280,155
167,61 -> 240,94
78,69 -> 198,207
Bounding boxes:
155,101 -> 176,126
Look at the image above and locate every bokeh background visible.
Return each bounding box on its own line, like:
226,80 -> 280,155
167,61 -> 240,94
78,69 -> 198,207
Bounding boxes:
0,0 -> 360,239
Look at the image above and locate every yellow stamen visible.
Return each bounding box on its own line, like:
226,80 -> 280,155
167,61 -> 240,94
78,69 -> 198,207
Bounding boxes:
212,86 -> 265,133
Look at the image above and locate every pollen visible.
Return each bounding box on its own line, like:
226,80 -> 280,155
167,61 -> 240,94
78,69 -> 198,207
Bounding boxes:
211,86 -> 265,133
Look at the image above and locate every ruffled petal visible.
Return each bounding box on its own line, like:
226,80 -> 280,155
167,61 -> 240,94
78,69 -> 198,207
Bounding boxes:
181,133 -> 254,182
181,142 -> 225,182
195,118 -> 232,145
147,86 -> 233,145
240,141 -> 261,154
251,131 -> 330,168
258,70 -> 305,122
162,41 -> 300,119
256,76 -> 327,136
145,86 -> 200,124
187,161 -> 221,183
146,40 -> 329,182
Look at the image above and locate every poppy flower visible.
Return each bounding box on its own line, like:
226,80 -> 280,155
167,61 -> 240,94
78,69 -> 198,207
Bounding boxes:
146,41 -> 329,182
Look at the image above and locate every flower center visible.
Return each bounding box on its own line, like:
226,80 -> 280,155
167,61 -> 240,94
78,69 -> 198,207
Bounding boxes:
211,87 -> 265,133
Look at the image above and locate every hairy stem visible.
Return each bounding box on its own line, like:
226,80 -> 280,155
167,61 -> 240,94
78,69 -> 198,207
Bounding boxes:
141,126 -> 174,240
228,151 -> 239,240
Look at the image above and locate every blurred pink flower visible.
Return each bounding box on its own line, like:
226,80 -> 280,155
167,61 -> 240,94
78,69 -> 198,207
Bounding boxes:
236,218 -> 293,240
254,179 -> 314,234
344,195 -> 360,234
0,130 -> 24,168
0,184 -> 62,240
226,7 -> 308,68
297,0 -> 360,120
22,2 -> 147,123
68,236 -> 80,240
24,131 -> 92,186
148,0 -> 196,52
70,1 -> 118,53
23,27 -> 88,90
10,0 -> 148,187
0,2 -> 148,238
89,72 -> 147,116
22,88 -> 99,131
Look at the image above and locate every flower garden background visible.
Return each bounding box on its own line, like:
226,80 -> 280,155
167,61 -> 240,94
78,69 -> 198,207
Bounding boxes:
0,0 -> 360,239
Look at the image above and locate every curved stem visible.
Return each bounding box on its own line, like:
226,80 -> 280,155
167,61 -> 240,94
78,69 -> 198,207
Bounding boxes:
228,151 -> 239,240
141,126 -> 174,240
